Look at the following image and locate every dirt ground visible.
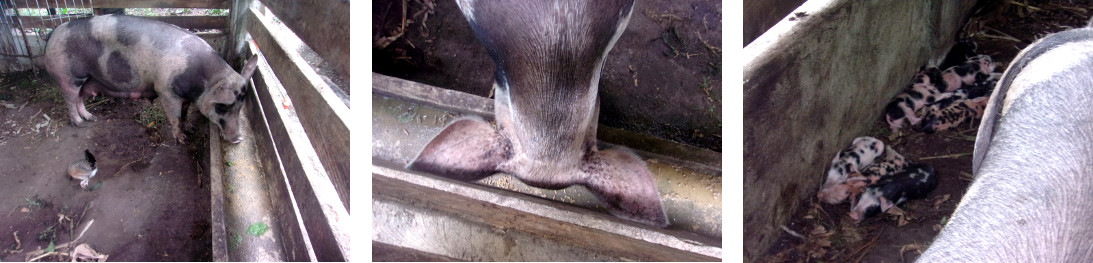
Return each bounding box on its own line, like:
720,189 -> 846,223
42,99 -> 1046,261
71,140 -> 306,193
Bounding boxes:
372,0 -> 723,152
763,1 -> 1093,262
0,71 -> 211,261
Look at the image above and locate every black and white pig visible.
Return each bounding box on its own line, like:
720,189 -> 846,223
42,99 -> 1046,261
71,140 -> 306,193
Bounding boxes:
848,163 -> 937,221
918,26 -> 1093,262
44,15 -> 258,144
405,0 -> 669,227
884,82 -> 947,134
817,136 -> 884,204
917,96 -> 988,134
939,54 -> 1000,92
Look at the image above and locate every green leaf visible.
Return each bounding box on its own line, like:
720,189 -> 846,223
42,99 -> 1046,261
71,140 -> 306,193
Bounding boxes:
225,161 -> 233,167
45,241 -> 55,253
246,222 -> 269,237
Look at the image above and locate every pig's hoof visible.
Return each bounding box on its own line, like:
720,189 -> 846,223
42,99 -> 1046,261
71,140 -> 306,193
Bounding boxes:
71,120 -> 87,128
173,130 -> 188,144
83,115 -> 97,122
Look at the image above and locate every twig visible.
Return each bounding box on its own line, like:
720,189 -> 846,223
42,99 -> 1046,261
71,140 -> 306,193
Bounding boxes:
1009,0 -> 1042,12
85,98 -> 109,109
919,152 -> 972,160
12,231 -> 20,250
849,229 -> 884,263
976,33 -> 1022,43
983,26 -> 1023,43
28,251 -> 69,262
113,158 -> 143,178
23,219 -> 94,260
781,225 -> 806,240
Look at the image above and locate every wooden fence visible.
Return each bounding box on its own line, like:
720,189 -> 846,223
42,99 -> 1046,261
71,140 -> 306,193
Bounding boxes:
8,0 -> 351,261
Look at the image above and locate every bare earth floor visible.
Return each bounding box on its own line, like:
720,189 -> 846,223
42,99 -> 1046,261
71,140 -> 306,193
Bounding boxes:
0,71 -> 211,261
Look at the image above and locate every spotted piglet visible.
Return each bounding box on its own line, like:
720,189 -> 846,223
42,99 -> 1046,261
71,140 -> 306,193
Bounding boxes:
919,96 -> 989,133
884,82 -> 945,134
817,137 -> 884,204
844,145 -> 910,204
940,55 -> 1000,92
849,163 -> 938,221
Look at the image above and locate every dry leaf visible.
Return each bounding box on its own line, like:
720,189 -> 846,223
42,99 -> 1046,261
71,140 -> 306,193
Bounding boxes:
931,194 -> 952,209
900,242 -> 926,262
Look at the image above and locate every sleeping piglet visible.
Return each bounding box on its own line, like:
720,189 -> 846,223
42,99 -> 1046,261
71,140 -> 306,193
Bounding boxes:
406,0 -> 668,227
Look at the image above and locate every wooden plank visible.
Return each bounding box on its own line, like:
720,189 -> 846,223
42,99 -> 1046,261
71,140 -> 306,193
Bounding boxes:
373,168 -> 722,261
243,52 -> 317,261
248,39 -> 350,261
257,0 -> 348,83
17,15 -> 227,29
11,0 -> 230,9
223,0 -> 252,59
208,125 -> 230,262
246,6 -> 350,210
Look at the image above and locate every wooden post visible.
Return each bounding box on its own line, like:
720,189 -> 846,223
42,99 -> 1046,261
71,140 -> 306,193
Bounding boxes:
224,0 -> 253,61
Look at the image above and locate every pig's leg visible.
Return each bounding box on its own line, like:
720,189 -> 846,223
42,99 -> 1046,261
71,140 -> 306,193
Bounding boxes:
157,96 -> 187,143
76,78 -> 107,122
56,76 -> 94,126
407,116 -> 511,181
580,147 -> 669,227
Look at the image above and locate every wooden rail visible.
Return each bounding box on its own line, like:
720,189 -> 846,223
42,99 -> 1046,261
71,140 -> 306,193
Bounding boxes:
10,0 -> 229,9
246,2 -> 350,210
16,15 -> 227,29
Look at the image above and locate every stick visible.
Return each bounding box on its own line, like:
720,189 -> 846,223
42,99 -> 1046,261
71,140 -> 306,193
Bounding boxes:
977,33 -> 1022,43
1009,0 -> 1042,12
983,26 -> 1023,43
12,231 -> 19,250
23,219 -> 93,259
780,225 -> 806,240
919,152 -> 972,160
113,158 -> 143,178
850,229 -> 884,263
28,251 -> 68,262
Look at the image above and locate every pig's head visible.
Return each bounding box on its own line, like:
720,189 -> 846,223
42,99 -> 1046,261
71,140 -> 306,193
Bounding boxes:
198,55 -> 259,144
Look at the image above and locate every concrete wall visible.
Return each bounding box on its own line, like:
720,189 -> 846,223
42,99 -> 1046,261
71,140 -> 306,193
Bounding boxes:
742,0 -> 978,261
743,0 -> 806,47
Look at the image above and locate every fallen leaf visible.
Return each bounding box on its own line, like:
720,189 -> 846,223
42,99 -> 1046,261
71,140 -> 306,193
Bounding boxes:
931,194 -> 951,209
900,242 -> 926,262
20,207 -> 28,213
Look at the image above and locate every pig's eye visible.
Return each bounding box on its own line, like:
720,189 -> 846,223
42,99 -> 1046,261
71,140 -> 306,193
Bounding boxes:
214,103 -> 231,114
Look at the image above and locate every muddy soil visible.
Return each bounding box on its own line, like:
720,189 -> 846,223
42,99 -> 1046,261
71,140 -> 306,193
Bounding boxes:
372,0 -> 723,152
0,71 -> 211,261
762,1 -> 1093,262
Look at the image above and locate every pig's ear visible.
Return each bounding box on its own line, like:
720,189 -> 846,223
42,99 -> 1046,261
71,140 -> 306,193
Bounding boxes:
581,147 -> 669,227
240,54 -> 259,81
407,116 -> 509,181
880,197 -> 894,211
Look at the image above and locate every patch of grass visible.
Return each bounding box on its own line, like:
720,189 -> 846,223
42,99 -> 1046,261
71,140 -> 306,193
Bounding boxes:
24,194 -> 43,209
138,102 -> 168,129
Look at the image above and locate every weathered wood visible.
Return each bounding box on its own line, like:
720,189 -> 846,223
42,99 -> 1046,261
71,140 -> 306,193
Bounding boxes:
243,49 -> 317,261
17,15 -> 227,29
257,0 -> 348,83
371,73 -> 722,175
248,40 -> 350,261
373,167 -> 722,261
223,0 -> 252,59
11,0 -> 230,9
208,126 -> 230,262
247,6 -> 350,210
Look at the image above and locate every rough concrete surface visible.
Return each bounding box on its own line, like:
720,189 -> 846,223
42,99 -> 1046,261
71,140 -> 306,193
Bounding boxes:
743,0 -> 806,47
742,0 -> 978,260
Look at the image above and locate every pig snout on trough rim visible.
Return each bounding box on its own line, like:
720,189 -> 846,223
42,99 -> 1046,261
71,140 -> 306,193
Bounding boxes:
42,14 -> 259,145
406,0 -> 669,227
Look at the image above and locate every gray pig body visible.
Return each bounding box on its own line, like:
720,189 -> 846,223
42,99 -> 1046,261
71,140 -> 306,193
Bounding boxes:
918,28 -> 1093,261
407,0 -> 669,227
44,15 -> 257,144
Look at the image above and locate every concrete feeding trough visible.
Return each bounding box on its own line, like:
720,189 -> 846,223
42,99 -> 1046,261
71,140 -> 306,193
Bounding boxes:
371,73 -> 723,261
743,0 -> 981,261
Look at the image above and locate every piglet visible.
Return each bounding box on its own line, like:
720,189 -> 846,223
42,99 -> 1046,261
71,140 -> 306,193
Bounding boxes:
884,82 -> 945,134
406,0 -> 669,227
817,136 -> 884,204
849,163 -> 938,221
940,54 -> 999,92
918,96 -> 989,133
